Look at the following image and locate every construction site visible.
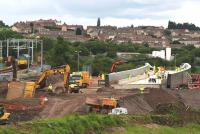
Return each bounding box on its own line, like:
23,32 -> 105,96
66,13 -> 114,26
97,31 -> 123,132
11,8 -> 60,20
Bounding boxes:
0,39 -> 200,125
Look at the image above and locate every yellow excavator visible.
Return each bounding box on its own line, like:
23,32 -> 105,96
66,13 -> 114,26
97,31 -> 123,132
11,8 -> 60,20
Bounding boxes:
0,105 -> 10,124
36,65 -> 70,94
24,65 -> 71,97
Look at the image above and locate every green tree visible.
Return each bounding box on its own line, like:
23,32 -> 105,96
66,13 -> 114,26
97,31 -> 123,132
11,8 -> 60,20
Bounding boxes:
42,37 -> 56,52
91,54 -> 112,75
172,40 -> 181,44
85,40 -> 107,54
193,48 -> 200,57
45,37 -> 72,66
107,49 -> 116,58
131,24 -> 134,28
144,43 -> 149,48
97,18 -> 101,27
0,29 -> 23,40
168,20 -> 200,31
0,21 -> 7,28
77,45 -> 90,56
76,28 -> 82,35
163,29 -> 171,36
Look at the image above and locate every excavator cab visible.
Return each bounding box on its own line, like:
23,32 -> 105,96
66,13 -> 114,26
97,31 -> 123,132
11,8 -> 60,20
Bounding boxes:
0,105 -> 10,124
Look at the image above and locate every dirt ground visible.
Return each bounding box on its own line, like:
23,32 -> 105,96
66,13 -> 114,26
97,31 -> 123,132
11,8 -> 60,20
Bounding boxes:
37,87 -> 200,119
1,70 -> 200,125
39,95 -> 85,118
2,84 -> 200,123
167,89 -> 200,110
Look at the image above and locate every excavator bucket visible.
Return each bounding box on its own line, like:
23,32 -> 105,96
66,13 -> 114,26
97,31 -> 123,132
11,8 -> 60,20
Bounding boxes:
24,82 -> 36,98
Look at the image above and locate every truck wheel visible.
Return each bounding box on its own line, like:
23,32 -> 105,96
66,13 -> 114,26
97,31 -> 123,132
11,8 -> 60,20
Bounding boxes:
100,109 -> 108,114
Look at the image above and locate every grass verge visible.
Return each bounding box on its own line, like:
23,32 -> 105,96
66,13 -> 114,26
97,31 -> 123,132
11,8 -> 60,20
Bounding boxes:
0,113 -> 200,134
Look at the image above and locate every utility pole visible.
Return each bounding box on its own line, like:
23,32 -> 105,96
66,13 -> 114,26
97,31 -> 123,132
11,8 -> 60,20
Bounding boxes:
31,40 -> 34,64
173,54 -> 177,70
0,41 -> 2,59
175,55 -> 176,69
41,41 -> 43,71
7,39 -> 9,57
75,51 -> 81,71
17,39 -> 20,58
27,42 -> 30,71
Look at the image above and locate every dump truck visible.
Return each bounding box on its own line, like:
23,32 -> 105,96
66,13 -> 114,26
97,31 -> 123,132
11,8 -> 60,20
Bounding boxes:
85,97 -> 118,114
68,78 -> 80,93
70,71 -> 90,88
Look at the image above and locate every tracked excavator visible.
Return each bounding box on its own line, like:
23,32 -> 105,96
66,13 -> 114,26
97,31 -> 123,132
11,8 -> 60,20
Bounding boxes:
24,65 -> 71,97
110,60 -> 127,73
37,64 -> 70,93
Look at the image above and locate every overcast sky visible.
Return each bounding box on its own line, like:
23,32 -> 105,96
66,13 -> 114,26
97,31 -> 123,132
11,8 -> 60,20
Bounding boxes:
0,0 -> 200,27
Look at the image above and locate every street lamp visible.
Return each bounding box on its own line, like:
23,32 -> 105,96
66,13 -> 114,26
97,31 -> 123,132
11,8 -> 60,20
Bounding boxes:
75,51 -> 82,71
173,54 -> 177,70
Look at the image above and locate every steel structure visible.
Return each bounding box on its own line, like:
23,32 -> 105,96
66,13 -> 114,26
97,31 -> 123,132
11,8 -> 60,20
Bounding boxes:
0,39 -> 43,69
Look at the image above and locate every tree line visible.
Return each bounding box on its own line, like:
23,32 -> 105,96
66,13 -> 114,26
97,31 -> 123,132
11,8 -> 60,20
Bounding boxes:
1,20 -> 200,74
168,21 -> 200,31
42,37 -> 200,75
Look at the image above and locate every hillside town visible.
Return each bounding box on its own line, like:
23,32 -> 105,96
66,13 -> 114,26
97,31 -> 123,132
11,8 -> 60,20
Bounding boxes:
2,0 -> 200,133
11,19 -> 200,48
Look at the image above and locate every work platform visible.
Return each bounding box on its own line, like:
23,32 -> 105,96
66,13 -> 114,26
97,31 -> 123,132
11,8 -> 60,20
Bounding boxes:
108,63 -> 191,90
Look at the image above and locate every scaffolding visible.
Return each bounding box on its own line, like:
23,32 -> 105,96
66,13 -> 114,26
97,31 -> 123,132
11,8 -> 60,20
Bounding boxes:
0,39 -> 43,69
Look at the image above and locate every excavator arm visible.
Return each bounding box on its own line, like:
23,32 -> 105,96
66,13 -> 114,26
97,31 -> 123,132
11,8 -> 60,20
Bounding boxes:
110,60 -> 126,73
36,64 -> 70,89
63,65 -> 70,88
24,64 -> 70,98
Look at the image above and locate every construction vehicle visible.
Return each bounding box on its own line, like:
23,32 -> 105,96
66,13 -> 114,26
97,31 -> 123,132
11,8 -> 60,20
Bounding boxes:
110,60 -> 128,73
69,71 -> 90,88
17,55 -> 29,69
85,97 -> 118,114
109,107 -> 128,115
24,65 -> 70,96
110,60 -> 127,73
37,64 -> 70,94
0,105 -> 10,124
68,77 -> 80,93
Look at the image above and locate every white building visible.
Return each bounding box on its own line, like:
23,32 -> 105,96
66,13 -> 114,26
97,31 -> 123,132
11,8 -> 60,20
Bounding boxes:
166,47 -> 171,61
152,48 -> 171,61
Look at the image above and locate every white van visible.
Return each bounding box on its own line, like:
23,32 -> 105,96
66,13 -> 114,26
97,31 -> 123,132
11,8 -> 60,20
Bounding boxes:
109,107 -> 128,115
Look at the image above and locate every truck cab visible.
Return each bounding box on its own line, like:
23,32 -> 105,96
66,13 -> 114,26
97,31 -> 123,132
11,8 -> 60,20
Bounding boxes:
70,72 -> 90,88
17,54 -> 29,69
69,77 -> 80,93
